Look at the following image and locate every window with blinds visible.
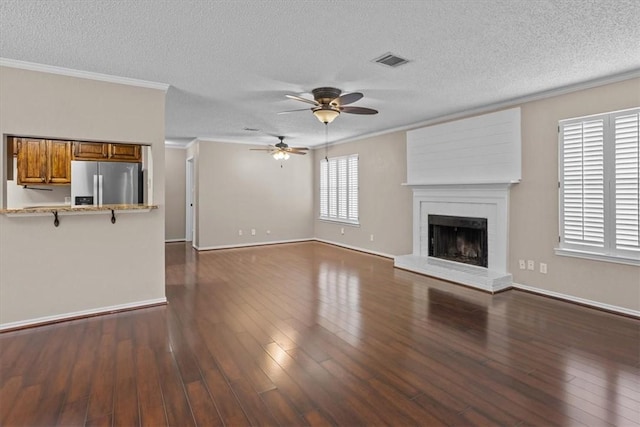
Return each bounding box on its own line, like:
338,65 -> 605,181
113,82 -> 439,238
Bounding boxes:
559,107 -> 639,261
319,154 -> 359,224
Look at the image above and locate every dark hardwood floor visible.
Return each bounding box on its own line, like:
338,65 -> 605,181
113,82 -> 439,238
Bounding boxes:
1,241 -> 639,426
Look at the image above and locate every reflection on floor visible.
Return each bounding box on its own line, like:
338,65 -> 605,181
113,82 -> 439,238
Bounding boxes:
1,241 -> 638,426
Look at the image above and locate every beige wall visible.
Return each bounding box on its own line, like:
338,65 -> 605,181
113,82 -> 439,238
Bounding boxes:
510,78 -> 640,311
165,147 -> 186,241
312,80 -> 639,312
194,140 -> 314,248
313,131 -> 413,256
0,66 -> 166,327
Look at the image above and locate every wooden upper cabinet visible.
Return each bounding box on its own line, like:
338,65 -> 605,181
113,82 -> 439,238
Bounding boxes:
72,141 -> 141,162
17,138 -> 48,184
15,138 -> 72,185
47,140 -> 72,184
109,143 -> 141,162
73,141 -> 108,160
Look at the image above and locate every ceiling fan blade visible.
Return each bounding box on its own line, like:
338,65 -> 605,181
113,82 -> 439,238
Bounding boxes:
277,108 -> 311,115
249,148 -> 274,151
288,151 -> 307,155
340,106 -> 378,115
286,146 -> 309,151
285,94 -> 318,106
334,92 -> 363,106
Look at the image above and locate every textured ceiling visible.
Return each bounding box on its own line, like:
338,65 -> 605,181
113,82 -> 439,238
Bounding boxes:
1,0 -> 639,147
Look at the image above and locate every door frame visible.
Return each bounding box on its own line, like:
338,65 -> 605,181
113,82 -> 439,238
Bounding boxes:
185,156 -> 195,244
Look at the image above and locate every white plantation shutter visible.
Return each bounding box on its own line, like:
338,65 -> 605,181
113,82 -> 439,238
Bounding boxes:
561,119 -> 605,247
348,155 -> 359,220
328,159 -> 337,218
559,107 -> 640,262
337,157 -> 348,218
614,111 -> 640,252
320,161 -> 329,217
319,154 -> 359,223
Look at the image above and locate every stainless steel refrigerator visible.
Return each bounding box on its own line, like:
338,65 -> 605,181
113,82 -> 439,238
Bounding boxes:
71,161 -> 141,206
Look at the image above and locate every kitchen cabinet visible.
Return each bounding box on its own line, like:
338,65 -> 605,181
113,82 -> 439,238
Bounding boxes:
73,141 -> 108,160
48,140 -> 73,183
15,138 -> 71,185
73,142 -> 141,162
109,143 -> 141,161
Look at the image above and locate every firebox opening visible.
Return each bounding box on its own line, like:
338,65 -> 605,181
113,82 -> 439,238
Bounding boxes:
428,215 -> 488,268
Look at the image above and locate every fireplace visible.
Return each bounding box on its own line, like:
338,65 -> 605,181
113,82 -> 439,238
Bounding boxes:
394,184 -> 513,293
429,215 -> 488,267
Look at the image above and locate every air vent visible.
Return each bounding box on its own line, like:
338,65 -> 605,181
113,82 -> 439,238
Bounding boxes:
243,127 -> 260,132
372,52 -> 410,68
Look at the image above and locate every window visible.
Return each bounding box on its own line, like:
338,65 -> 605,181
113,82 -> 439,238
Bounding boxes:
320,154 -> 359,224
558,107 -> 639,264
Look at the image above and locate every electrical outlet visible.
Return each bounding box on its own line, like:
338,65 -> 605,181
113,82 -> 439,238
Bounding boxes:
238,229 -> 243,236
266,230 -> 271,235
370,234 -> 374,242
251,228 -> 256,236
540,263 -> 547,274
527,260 -> 535,270
341,227 -> 345,235
518,259 -> 526,270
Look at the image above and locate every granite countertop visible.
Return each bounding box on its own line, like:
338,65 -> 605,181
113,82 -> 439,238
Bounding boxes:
1,204 -> 158,214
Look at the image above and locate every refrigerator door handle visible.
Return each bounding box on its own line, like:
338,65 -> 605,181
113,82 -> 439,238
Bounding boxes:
93,174 -> 98,206
98,175 -> 104,206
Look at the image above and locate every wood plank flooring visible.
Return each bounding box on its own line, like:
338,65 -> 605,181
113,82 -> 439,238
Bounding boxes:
1,241 -> 639,426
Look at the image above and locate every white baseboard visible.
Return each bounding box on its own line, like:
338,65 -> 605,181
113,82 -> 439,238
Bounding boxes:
0,297 -> 167,331
165,238 -> 186,243
195,238 -> 313,251
313,238 -> 395,259
512,282 -> 639,318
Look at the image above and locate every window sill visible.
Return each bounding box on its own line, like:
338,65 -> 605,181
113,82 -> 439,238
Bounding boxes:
554,247 -> 640,266
318,217 -> 360,227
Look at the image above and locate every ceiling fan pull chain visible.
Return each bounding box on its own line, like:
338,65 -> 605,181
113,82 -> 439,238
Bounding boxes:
325,123 -> 329,162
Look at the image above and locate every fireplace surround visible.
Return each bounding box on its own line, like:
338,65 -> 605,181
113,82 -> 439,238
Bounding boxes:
394,184 -> 513,292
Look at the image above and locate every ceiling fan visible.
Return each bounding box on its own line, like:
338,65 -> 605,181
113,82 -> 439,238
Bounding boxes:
250,136 -> 308,160
279,87 -> 378,124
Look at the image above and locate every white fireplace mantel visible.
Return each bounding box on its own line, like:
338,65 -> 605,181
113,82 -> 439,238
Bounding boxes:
395,182 -> 515,292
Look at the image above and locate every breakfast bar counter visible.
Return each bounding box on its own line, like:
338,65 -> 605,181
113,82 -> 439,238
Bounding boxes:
0,204 -> 158,227
1,204 -> 158,214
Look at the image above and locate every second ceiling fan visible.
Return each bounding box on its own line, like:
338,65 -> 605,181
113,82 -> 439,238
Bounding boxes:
280,87 -> 378,124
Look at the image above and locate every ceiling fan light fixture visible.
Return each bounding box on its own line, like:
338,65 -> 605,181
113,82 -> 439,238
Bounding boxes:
313,106 -> 340,124
273,151 -> 289,160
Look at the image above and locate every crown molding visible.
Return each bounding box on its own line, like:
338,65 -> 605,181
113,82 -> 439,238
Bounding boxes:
329,68 -> 640,147
0,58 -> 170,92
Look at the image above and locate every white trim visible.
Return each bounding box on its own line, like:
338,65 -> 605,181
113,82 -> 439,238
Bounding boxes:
165,238 -> 185,243
164,143 -> 187,150
184,138 -> 198,150
185,156 -> 195,243
314,238 -> 395,259
512,282 -> 639,318
554,247 -> 640,266
194,238 -> 313,251
0,58 -> 170,91
0,297 -> 167,331
317,218 -> 361,227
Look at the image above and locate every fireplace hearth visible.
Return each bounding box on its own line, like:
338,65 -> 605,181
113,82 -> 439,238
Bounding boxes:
428,215 -> 488,267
